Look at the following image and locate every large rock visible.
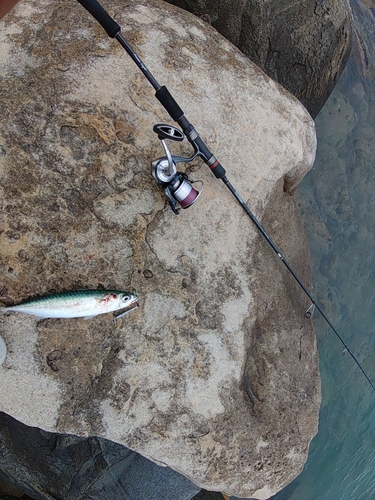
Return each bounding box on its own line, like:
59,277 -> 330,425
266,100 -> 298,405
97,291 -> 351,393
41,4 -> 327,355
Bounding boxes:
165,0 -> 353,118
0,412 -> 201,500
0,0 -> 320,498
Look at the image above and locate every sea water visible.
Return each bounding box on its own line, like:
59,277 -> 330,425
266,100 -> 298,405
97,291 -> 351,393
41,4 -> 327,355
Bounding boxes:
268,1 -> 375,499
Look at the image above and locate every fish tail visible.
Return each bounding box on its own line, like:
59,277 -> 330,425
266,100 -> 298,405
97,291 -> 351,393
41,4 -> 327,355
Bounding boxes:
0,302 -> 7,314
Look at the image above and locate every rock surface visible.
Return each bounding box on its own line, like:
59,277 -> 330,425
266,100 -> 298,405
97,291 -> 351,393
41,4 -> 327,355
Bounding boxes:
165,0 -> 353,118
0,0 -> 320,498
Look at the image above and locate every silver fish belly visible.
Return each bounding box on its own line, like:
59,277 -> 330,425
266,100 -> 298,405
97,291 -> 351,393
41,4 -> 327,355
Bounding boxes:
0,289 -> 138,319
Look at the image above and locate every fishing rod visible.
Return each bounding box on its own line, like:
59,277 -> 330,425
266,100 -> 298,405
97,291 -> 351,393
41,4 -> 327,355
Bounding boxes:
75,0 -> 375,393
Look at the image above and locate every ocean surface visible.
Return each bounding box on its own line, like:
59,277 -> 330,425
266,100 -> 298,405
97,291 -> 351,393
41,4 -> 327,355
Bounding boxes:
269,1 -> 375,499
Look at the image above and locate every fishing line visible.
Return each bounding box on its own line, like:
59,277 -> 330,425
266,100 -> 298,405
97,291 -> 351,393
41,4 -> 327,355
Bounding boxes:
76,0 -> 375,393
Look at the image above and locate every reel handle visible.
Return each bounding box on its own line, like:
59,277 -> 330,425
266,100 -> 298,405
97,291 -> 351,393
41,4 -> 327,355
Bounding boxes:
76,0 -> 120,38
153,124 -> 184,142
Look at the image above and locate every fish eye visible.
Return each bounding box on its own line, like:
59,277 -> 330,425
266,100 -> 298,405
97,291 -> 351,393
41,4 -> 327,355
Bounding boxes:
122,295 -> 130,302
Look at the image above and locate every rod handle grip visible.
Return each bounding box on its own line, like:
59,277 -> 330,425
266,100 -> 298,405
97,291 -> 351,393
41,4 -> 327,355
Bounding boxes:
155,86 -> 184,122
76,0 -> 120,38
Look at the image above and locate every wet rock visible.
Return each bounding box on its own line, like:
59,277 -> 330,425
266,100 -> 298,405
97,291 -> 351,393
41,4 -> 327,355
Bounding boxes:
0,412 -> 200,500
165,0 -> 353,118
0,0 -> 320,498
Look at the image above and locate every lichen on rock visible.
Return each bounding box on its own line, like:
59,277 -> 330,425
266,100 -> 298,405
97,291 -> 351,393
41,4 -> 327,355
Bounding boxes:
0,0 -> 320,498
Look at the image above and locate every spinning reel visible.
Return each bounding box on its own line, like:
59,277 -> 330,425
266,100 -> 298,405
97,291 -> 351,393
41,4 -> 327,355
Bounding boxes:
151,124 -> 203,215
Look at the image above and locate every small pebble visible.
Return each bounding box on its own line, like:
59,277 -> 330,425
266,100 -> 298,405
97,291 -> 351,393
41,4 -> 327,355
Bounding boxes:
0,336 -> 6,366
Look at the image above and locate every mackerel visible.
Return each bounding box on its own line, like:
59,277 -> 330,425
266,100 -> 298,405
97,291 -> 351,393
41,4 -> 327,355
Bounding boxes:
0,289 -> 138,320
